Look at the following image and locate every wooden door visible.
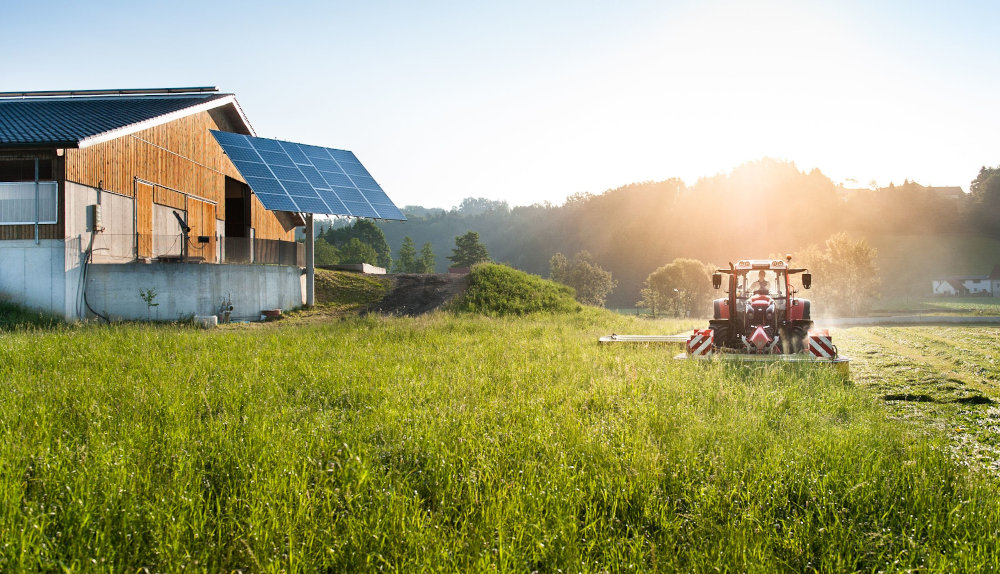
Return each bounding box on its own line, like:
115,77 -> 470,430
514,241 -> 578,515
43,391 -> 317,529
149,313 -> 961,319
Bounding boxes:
187,198 -> 217,263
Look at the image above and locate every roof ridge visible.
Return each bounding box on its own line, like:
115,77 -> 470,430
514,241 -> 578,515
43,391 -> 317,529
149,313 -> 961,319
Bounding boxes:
0,87 -> 221,99
0,93 -> 254,148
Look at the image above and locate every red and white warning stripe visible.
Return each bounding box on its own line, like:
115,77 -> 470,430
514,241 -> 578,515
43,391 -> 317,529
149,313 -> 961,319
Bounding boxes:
808,329 -> 837,359
687,329 -> 714,356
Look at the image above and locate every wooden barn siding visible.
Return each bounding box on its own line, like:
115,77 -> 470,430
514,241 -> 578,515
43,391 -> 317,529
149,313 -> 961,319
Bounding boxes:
135,181 -> 153,259
64,111 -> 294,243
0,150 -> 63,240
0,223 -> 60,241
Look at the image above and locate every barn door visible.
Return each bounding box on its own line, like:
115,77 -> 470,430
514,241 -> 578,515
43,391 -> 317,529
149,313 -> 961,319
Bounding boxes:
186,198 -> 217,263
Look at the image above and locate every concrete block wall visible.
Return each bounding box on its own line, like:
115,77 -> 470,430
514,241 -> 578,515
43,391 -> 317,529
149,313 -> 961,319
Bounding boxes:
84,263 -> 305,321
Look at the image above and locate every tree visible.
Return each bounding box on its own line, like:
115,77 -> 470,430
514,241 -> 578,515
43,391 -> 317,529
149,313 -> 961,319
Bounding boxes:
339,238 -> 379,265
636,285 -> 666,318
638,258 -> 714,317
419,242 -> 436,273
453,197 -> 510,215
549,250 -> 617,307
798,233 -> 880,316
969,166 -> 1000,235
448,231 -> 490,268
314,237 -> 339,266
394,236 -> 418,273
325,219 -> 392,269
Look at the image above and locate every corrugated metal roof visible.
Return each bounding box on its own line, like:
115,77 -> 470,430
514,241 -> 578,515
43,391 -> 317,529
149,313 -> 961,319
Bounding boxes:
0,93 -> 233,148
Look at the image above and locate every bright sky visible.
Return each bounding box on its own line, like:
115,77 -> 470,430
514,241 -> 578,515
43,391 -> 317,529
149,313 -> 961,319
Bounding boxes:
3,0 -> 998,208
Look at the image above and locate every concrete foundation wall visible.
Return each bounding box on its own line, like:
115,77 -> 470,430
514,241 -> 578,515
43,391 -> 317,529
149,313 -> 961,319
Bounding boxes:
3,182 -> 305,321
85,263 -> 305,321
0,240 -> 67,315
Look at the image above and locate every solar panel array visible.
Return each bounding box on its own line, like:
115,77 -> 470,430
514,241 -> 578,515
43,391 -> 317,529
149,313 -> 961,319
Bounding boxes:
210,130 -> 405,220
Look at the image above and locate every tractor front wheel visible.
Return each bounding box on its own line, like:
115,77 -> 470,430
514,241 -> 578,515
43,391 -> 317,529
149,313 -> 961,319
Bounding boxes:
790,322 -> 812,353
709,320 -> 730,350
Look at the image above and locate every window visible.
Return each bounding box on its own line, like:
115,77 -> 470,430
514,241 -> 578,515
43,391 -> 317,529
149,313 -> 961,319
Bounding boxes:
0,158 -> 57,225
0,181 -> 58,224
0,158 -> 53,181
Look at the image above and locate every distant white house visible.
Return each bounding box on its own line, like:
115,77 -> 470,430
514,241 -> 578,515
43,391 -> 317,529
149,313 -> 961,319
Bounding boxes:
932,265 -> 1000,296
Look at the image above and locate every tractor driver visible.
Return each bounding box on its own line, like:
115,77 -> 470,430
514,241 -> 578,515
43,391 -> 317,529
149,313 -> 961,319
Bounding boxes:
751,270 -> 770,295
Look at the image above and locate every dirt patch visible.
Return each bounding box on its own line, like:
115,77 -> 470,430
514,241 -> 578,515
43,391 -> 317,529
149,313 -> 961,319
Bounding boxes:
884,393 -> 936,403
364,273 -> 470,317
954,395 -> 995,405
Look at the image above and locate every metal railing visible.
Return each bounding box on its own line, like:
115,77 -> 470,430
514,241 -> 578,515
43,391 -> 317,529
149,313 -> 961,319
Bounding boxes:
76,233 -> 304,267
221,237 -> 304,267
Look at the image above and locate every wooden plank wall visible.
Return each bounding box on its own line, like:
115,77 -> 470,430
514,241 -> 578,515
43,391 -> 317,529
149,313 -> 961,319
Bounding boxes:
63,110 -> 294,242
136,181 -> 153,258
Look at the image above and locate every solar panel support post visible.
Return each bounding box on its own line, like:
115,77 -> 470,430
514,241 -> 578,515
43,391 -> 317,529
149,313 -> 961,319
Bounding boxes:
305,213 -> 315,307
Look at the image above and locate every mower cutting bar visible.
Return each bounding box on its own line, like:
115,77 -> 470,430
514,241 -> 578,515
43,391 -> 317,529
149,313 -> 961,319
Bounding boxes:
675,352 -> 851,375
598,334 -> 690,344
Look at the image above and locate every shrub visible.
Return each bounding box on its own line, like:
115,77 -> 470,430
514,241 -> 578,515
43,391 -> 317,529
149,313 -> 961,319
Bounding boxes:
450,263 -> 581,316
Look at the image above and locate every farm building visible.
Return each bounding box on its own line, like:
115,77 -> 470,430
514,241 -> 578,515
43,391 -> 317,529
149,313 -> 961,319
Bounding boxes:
931,265 -> 1000,297
0,87 -> 402,320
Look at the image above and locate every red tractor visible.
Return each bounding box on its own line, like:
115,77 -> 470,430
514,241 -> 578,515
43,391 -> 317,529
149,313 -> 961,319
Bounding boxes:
708,256 -> 813,354
599,255 -> 845,370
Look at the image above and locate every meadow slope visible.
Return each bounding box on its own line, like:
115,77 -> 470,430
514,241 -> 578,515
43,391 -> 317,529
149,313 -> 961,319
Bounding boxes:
1,313 -> 998,571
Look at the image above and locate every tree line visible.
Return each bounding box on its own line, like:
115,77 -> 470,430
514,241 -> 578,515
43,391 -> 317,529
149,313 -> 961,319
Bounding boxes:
367,158 -> 996,307
312,219 -> 492,274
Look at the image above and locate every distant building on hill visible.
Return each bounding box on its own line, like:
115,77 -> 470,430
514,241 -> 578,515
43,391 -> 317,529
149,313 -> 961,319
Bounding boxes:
932,265 -> 1000,296
838,183 -> 965,202
929,186 -> 964,200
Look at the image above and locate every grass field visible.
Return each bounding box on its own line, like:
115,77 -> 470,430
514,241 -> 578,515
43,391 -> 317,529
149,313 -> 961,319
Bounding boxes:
837,326 -> 1000,474
2,310 -> 1000,571
870,296 -> 1000,316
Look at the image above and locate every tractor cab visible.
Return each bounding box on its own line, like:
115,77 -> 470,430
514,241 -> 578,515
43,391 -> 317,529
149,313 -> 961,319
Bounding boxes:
737,269 -> 785,299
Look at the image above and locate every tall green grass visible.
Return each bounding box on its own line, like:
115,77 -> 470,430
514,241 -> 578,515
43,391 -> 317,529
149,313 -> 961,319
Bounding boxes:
1,314 -> 998,571
0,299 -> 63,330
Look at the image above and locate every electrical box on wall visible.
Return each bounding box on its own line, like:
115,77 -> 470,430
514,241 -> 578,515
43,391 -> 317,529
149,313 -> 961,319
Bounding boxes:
87,204 -> 102,232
